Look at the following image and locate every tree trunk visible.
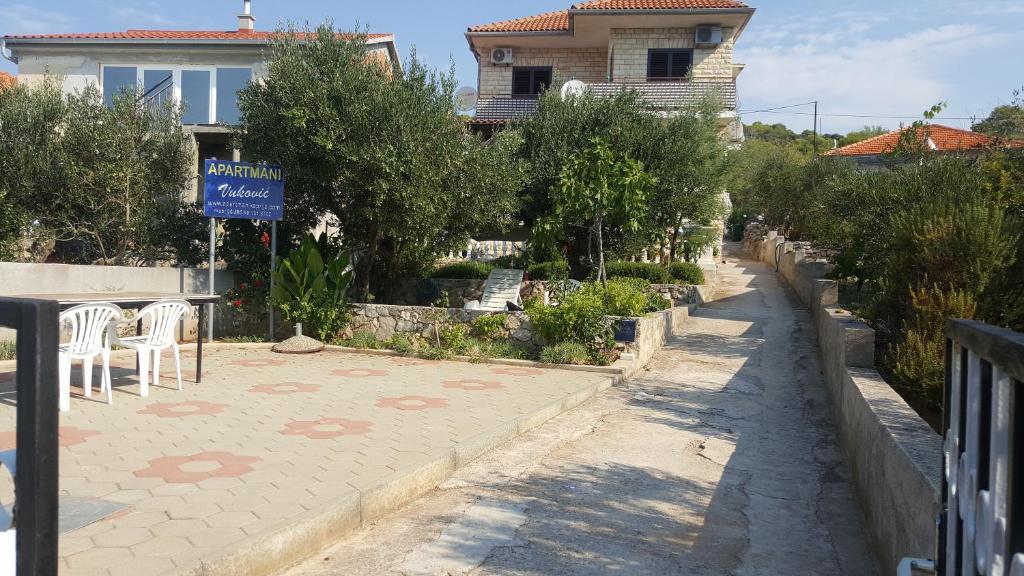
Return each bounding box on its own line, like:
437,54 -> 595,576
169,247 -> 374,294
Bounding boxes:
355,226 -> 379,303
596,215 -> 606,288
669,223 -> 680,264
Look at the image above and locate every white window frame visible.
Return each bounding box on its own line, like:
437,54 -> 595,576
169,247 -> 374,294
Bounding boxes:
100,64 -> 254,125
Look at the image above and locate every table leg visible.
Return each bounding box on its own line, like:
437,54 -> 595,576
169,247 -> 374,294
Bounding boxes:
196,304 -> 205,384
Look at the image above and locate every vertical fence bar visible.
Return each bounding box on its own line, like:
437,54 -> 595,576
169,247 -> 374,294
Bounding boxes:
10,299 -> 60,576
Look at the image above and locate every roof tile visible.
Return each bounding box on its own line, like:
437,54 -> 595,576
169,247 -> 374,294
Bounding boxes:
469,0 -> 749,32
823,124 -> 1024,157
3,30 -> 392,42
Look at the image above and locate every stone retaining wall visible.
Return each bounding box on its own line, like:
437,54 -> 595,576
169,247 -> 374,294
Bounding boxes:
344,304 -> 537,344
396,278 -> 711,308
744,228 -> 941,574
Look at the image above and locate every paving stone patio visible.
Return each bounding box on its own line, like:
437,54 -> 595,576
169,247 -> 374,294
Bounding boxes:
0,345 -> 612,576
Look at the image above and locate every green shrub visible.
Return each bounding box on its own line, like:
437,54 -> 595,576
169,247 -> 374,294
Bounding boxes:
472,314 -> 507,341
604,261 -> 671,284
271,234 -> 353,341
669,262 -> 705,285
345,330 -> 383,349
679,228 -> 717,263
527,286 -> 610,345
430,261 -> 493,279
388,333 -> 417,355
0,340 -> 14,361
540,342 -> 592,365
527,260 -> 570,281
490,254 -> 527,269
438,323 -> 470,352
420,346 -> 454,360
644,292 -> 672,313
602,278 -> 650,317
482,340 -> 533,360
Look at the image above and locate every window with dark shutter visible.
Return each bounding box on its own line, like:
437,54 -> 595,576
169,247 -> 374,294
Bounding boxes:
512,67 -> 552,98
648,49 -> 693,81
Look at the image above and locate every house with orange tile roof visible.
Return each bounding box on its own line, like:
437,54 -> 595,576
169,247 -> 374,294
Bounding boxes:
1,1 -> 397,199
466,0 -> 755,139
823,124 -> 1024,166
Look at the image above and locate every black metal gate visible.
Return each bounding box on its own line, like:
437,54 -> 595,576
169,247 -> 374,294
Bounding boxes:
0,297 -> 59,576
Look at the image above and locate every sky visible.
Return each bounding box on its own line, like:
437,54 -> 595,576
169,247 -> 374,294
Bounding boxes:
1,0 -> 1022,134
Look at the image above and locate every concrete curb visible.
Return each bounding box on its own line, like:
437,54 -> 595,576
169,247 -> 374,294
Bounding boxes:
177,370 -> 620,576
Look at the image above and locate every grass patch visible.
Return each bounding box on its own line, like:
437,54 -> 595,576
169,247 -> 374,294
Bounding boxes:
0,341 -> 14,361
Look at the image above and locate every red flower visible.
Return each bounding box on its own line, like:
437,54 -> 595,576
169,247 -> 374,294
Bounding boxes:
254,280 -> 263,288
261,232 -> 271,249
233,299 -> 242,308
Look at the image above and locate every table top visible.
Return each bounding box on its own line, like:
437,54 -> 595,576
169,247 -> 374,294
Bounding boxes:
10,292 -> 221,307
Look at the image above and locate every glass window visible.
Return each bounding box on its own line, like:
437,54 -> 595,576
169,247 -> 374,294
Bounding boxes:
142,69 -> 174,112
647,49 -> 692,81
512,67 -> 552,98
181,70 -> 211,124
215,68 -> 252,125
102,66 -> 137,108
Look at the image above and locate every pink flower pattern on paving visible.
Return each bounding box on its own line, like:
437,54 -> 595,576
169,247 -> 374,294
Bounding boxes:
0,426 -> 100,450
228,358 -> 287,368
138,401 -> 228,418
491,367 -> 545,377
332,368 -> 390,378
250,382 -> 321,395
134,451 -> 261,484
376,396 -> 450,411
442,379 -> 506,391
281,418 -> 374,439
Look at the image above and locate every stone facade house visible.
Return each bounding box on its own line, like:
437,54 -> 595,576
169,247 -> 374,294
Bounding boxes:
0,0 -> 398,202
465,0 -> 755,140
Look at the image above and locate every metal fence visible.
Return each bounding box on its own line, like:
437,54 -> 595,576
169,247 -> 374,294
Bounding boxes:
938,319 -> 1024,576
0,297 -> 60,576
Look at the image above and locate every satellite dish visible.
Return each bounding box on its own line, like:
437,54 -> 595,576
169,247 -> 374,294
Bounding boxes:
561,79 -> 587,100
455,86 -> 478,113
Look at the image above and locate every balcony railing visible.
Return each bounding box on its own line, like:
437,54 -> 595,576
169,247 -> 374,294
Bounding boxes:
937,319 -> 1024,575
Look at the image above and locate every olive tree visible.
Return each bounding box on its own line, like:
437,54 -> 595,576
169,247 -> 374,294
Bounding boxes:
235,25 -> 524,301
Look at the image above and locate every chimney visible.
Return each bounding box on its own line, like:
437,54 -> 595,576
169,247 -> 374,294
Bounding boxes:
238,0 -> 255,33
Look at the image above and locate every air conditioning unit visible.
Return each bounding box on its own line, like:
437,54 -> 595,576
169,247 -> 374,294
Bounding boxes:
695,25 -> 723,46
490,48 -> 514,65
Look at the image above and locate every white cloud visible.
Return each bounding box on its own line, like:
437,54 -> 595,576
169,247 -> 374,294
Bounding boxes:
0,3 -> 72,34
736,23 -> 1013,132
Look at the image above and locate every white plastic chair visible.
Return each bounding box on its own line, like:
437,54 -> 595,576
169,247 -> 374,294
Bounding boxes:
110,300 -> 190,398
58,303 -> 122,412
0,449 -> 16,575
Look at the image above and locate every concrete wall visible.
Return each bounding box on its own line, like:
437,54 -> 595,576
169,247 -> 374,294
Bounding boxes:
745,230 -> 942,574
621,305 -> 693,367
0,262 -> 235,341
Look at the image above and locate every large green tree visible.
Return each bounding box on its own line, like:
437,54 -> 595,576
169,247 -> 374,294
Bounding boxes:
235,25 -> 523,301
973,88 -> 1024,139
0,77 -> 201,264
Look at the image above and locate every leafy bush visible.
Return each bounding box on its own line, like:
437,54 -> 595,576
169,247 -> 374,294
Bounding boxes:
388,333 -> 417,355
481,340 -> 533,360
602,278 -> 650,317
645,292 -> 672,313
343,330 -> 382,349
439,323 -> 470,352
271,234 -> 352,342
490,254 -> 527,269
527,260 -> 570,281
889,286 -> 978,408
430,261 -> 493,279
540,342 -> 593,365
679,228 -> 717,263
670,262 -> 705,285
527,286 -> 611,345
604,262 -> 671,284
472,314 -> 507,341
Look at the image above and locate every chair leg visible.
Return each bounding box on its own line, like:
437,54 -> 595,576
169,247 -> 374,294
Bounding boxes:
101,347 -> 113,405
82,357 -> 93,398
137,347 -> 150,398
152,348 -> 161,390
58,353 -> 71,412
172,343 -> 183,391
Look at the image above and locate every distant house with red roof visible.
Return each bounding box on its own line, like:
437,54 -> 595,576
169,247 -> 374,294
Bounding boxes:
823,124 -> 1024,165
465,0 -> 754,140
0,1 -> 397,198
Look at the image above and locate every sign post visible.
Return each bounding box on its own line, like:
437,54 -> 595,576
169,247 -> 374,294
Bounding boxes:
203,159 -> 285,344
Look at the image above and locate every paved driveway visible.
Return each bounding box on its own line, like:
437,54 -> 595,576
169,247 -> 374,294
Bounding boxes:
0,346 -> 612,575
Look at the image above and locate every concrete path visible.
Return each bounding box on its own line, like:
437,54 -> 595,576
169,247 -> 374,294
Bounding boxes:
282,245 -> 879,576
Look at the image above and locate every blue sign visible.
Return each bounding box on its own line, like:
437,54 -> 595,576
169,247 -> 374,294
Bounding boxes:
203,160 -> 284,221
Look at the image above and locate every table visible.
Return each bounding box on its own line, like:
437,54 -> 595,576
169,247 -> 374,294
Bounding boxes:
15,292 -> 221,384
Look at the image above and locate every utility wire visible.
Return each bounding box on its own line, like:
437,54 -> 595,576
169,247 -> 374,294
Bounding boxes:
738,109 -> 977,121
